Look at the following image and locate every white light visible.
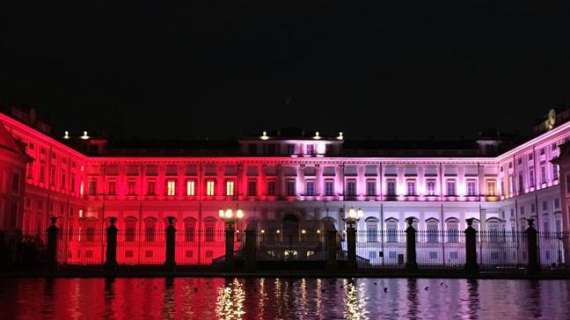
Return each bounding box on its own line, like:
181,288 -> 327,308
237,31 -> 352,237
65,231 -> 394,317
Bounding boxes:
236,209 -> 244,219
301,229 -> 306,234
276,229 -> 281,234
316,229 -> 321,234
225,209 -> 233,219
79,209 -> 83,218
219,209 -> 225,218
313,131 -> 321,140
63,131 -> 70,140
337,131 -> 344,140
80,131 -> 90,140
358,209 -> 363,218
260,131 -> 269,140
261,229 -> 265,234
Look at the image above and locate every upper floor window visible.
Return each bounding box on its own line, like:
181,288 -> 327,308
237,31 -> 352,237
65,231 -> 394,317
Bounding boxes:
287,144 -> 295,155
127,180 -> 137,195
386,220 -> 398,243
247,180 -> 257,196
486,180 -> 496,196
11,173 -> 20,193
225,180 -> 235,196
366,180 -> 376,196
267,181 -> 276,196
540,166 -> 547,185
426,220 -> 439,243
286,180 -> 296,196
88,180 -> 97,196
306,144 -> 315,155
366,218 -> 379,243
529,168 -> 535,187
346,179 -> 356,197
426,180 -> 436,196
184,218 -> 196,242
144,218 -> 156,242
446,219 -> 459,243
166,179 -> 176,196
446,180 -> 456,196
186,179 -> 196,196
325,180 -> 334,196
108,181 -> 116,195
206,180 -> 216,196
406,180 -> 416,196
553,164 -> 559,181
306,180 -> 315,196
467,180 -> 477,196
554,198 -> 560,209
125,217 -> 137,242
147,180 -> 156,196
387,180 -> 396,196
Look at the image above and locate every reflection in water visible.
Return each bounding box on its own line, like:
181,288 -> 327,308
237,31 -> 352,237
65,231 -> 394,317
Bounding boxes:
0,277 -> 569,320
344,280 -> 368,320
216,278 -> 245,320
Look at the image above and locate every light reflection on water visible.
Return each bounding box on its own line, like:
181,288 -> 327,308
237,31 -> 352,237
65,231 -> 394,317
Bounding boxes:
0,277 -> 569,320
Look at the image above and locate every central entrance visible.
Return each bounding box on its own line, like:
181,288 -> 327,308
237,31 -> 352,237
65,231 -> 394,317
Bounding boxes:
283,214 -> 300,245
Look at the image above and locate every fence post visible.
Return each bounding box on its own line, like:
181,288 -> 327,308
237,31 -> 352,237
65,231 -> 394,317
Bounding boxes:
104,217 -> 118,271
245,228 -> 257,272
405,217 -> 418,271
46,217 -> 59,273
465,218 -> 479,275
164,217 -> 176,271
326,230 -> 337,271
347,225 -> 357,270
526,218 -> 540,275
225,222 -> 235,270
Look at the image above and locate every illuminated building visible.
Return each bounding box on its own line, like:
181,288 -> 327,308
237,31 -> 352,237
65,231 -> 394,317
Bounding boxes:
0,107 -> 568,266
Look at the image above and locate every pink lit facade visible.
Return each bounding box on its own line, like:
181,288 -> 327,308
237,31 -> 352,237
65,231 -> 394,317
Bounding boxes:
0,110 -> 568,266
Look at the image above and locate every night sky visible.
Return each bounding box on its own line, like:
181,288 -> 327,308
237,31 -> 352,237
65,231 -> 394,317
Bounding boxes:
1,1 -> 569,141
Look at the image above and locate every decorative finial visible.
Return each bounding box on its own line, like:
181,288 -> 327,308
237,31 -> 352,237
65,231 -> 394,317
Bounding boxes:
313,131 -> 321,140
260,131 -> 269,140
63,131 -> 70,140
337,131 -> 344,140
80,131 -> 90,140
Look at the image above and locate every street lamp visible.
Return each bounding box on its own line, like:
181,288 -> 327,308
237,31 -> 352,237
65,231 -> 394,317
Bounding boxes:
219,208 -> 244,269
343,208 -> 362,269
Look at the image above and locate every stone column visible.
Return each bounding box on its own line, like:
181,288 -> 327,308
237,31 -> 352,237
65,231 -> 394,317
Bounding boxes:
405,217 -> 418,271
104,217 -> 118,271
164,217 -> 176,271
347,223 -> 357,270
465,218 -> 479,274
46,217 -> 59,272
225,221 -> 235,269
245,228 -> 257,272
526,218 -> 540,275
326,229 -> 337,271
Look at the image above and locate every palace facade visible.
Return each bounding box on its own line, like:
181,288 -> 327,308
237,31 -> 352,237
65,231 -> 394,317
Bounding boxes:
0,107 -> 569,267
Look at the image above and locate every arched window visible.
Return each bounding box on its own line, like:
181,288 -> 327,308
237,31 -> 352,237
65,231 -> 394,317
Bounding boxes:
184,218 -> 197,242
144,217 -> 157,242
204,217 -> 217,242
487,218 -> 504,243
426,218 -> 439,243
446,218 -> 459,243
366,217 -> 379,243
386,218 -> 398,243
125,217 -> 137,242
81,218 -> 98,242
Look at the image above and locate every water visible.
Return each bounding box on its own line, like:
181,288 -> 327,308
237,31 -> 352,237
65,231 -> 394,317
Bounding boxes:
0,277 -> 569,320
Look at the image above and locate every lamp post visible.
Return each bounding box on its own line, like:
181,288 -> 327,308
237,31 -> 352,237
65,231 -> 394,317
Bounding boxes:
219,208 -> 244,269
343,208 -> 362,269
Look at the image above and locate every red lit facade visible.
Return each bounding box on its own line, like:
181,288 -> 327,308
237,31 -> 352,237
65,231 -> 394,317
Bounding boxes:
1,108 -> 569,266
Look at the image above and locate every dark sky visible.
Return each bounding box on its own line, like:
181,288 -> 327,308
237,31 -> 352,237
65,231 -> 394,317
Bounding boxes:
1,1 -> 569,140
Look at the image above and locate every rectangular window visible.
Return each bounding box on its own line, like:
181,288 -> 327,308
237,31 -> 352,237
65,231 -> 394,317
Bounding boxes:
366,180 -> 376,196
553,164 -> 559,181
487,180 -> 496,196
529,168 -> 535,187
427,180 -> 436,196
248,180 -> 257,196
186,180 -> 195,196
267,181 -> 276,196
306,144 -> 315,155
325,180 -> 334,196
541,166 -> 547,185
554,198 -> 560,209
346,180 -> 356,197
446,180 -> 456,196
406,180 -> 416,196
286,180 -> 296,196
108,181 -> 116,195
306,180 -> 315,196
11,173 -> 20,193
88,180 -> 97,196
206,180 -> 215,196
387,180 -> 396,196
147,181 -> 156,195
287,144 -> 295,155
128,180 -> 136,195
205,225 -> 215,242
225,180 -> 235,196
467,180 -> 477,196
166,179 -> 176,196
